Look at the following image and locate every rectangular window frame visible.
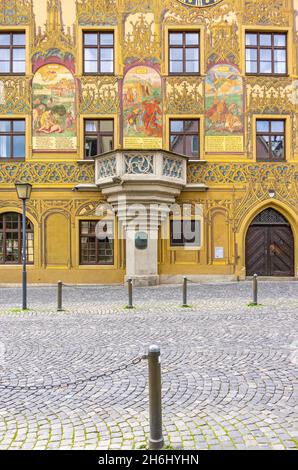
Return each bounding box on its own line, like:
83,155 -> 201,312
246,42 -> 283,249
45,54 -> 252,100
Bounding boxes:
170,219 -> 201,248
169,118 -> 200,160
79,220 -> 115,266
0,31 -> 26,76
168,30 -> 200,76
83,31 -> 115,76
245,31 -> 288,76
0,119 -> 26,160
84,118 -> 114,159
256,118 -> 286,162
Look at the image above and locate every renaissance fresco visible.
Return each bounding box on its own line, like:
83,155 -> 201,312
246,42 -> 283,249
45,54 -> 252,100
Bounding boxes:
123,66 -> 162,149
32,64 -> 77,151
205,64 -> 244,153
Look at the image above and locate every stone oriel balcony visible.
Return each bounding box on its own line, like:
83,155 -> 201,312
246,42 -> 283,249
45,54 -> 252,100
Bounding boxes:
93,149 -> 207,286
94,149 -> 190,209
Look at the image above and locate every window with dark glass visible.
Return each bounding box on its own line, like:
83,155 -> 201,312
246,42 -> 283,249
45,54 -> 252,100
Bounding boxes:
0,120 -> 25,159
245,32 -> 287,75
84,119 -> 114,158
0,32 -> 26,75
80,220 -> 114,265
169,31 -> 200,74
170,119 -> 199,159
0,213 -> 34,264
256,119 -> 285,161
170,220 -> 201,248
83,31 -> 114,74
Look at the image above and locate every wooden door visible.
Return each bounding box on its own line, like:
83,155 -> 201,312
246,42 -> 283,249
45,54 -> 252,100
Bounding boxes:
269,226 -> 294,276
246,226 -> 269,276
246,210 -> 294,277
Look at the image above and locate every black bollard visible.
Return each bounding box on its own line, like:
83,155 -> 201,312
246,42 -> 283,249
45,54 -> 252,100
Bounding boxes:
148,345 -> 164,450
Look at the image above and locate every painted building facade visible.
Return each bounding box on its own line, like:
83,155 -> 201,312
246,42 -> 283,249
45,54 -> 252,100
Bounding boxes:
0,0 -> 298,285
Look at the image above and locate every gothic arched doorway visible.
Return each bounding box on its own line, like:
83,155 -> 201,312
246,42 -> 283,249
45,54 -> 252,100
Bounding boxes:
246,208 -> 294,277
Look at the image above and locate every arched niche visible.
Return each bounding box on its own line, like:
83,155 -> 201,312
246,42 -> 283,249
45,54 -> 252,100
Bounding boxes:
44,212 -> 70,268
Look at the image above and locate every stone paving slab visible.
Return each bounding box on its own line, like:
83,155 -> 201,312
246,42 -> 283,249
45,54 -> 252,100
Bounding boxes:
0,281 -> 297,450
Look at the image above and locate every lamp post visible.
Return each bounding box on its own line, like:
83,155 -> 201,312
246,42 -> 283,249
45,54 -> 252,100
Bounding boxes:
15,182 -> 32,310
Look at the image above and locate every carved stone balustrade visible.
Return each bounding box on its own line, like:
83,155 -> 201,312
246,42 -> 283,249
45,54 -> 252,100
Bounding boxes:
95,149 -> 187,191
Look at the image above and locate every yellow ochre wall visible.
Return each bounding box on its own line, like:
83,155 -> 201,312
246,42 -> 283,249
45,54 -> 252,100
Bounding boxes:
0,0 -> 297,283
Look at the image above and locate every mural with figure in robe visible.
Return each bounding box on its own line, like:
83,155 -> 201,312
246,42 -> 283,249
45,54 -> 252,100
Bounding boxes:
32,64 -> 76,151
123,66 -> 162,149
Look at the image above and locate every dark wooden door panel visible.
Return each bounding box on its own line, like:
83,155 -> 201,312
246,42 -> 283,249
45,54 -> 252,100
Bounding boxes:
246,226 -> 268,276
269,226 -> 294,276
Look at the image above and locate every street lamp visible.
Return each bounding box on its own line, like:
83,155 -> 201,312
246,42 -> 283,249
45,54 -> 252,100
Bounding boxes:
15,182 -> 32,310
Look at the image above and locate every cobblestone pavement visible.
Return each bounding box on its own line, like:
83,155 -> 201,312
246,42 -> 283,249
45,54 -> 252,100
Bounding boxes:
0,281 -> 297,450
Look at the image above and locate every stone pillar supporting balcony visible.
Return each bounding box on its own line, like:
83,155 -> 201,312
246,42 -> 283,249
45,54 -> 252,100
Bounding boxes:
93,149 -> 197,286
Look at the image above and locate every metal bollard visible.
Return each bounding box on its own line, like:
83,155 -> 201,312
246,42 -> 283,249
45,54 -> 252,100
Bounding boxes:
252,274 -> 258,305
148,345 -> 164,450
127,278 -> 133,309
57,281 -> 63,311
182,276 -> 188,307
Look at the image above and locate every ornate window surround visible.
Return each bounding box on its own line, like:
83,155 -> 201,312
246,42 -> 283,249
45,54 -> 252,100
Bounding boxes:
77,25 -> 120,77
165,114 -> 205,162
0,114 -> 30,161
0,25 -> 31,77
79,113 -> 119,160
241,25 -> 293,78
252,114 -> 292,163
163,24 -> 206,77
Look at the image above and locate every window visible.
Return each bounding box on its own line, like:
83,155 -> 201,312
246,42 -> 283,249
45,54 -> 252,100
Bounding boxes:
169,31 -> 200,74
246,32 -> 287,75
0,120 -> 25,159
256,119 -> 285,162
0,213 -> 34,264
80,220 -> 114,265
170,119 -> 200,159
84,119 -> 114,158
83,31 -> 114,74
170,220 -> 201,248
0,32 -> 26,75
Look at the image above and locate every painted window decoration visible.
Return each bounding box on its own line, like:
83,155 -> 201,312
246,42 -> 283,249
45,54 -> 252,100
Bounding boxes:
32,64 -> 76,151
0,32 -> 26,75
123,66 -> 162,150
80,220 -> 114,265
0,120 -> 25,159
0,213 -> 33,265
84,119 -> 114,159
256,119 -> 285,162
246,32 -> 287,75
83,32 -> 114,74
170,220 -> 201,248
170,119 -> 200,160
169,31 -> 200,75
205,64 -> 244,153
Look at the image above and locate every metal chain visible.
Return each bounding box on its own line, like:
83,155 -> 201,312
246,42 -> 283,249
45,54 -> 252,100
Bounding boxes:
0,355 -> 146,391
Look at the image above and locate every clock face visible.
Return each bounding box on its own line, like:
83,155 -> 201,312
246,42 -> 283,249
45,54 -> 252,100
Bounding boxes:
178,0 -> 222,7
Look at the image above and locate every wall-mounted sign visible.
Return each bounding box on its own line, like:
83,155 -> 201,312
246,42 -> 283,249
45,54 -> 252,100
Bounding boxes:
215,247 -> 224,259
135,232 -> 148,250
